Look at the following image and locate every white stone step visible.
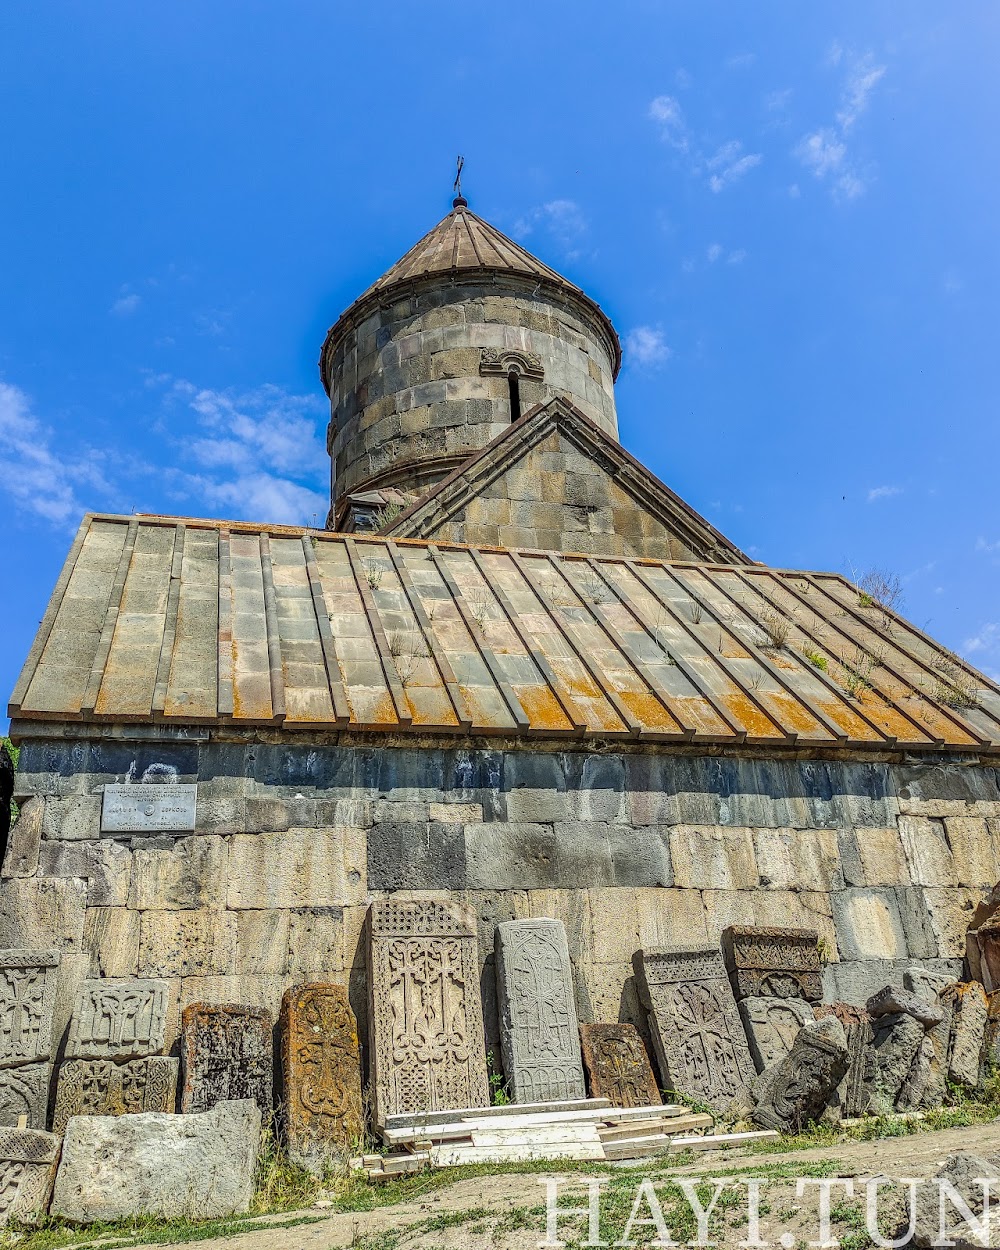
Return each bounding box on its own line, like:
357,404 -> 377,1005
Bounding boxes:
381,1097 -> 611,1131
381,1102 -> 687,1145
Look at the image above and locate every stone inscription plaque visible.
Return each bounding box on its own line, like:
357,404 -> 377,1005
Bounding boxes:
0,950 -> 59,1068
579,1023 -> 661,1108
722,926 -> 823,1003
52,1056 -> 178,1133
637,946 -> 754,1112
0,1064 -> 50,1130
101,784 -> 197,833
280,983 -> 362,1172
181,1003 -> 273,1114
368,898 -> 489,1122
495,919 -> 585,1104
66,979 -> 170,1060
0,1127 -> 61,1227
738,997 -> 816,1074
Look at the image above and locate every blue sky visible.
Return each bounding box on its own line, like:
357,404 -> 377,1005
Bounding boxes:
2,2 -> 999,726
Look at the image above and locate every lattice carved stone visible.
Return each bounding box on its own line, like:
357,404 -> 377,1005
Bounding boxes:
636,946 -> 754,1111
579,1023 -> 661,1108
479,347 -> 544,380
65,979 -> 170,1060
367,898 -> 488,1122
280,983 -> 362,1173
721,926 -> 823,1003
180,1004 -> 273,1115
52,1057 -> 178,1133
495,919 -> 585,1103
0,951 -> 59,1068
0,1065 -> 49,1130
0,1127 -> 61,1227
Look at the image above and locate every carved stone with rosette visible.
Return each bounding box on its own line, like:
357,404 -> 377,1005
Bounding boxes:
721,926 -> 823,1003
52,1057 -> 178,1133
367,898 -> 488,1122
0,1127 -> 61,1226
280,983 -> 362,1171
495,919 -> 585,1103
0,950 -> 59,1069
65,979 -> 170,1060
180,1004 -> 272,1114
636,946 -> 754,1111
579,1023 -> 661,1107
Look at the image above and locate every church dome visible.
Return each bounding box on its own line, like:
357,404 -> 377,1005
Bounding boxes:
320,198 -> 622,526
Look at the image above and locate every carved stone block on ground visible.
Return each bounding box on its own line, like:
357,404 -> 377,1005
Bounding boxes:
52,1056 -> 178,1133
0,1127 -> 61,1226
0,949 -> 59,1067
0,1064 -> 50,1129
65,978 -> 169,1059
50,1098 -> 262,1223
941,981 -> 989,1091
738,996 -> 816,1073
180,1003 -> 272,1114
722,926 -> 823,1002
579,1023 -> 661,1107
815,1003 -> 874,1117
495,919 -> 585,1104
636,946 -> 754,1111
280,983 -> 362,1172
749,1016 -> 849,1132
368,899 -> 488,1121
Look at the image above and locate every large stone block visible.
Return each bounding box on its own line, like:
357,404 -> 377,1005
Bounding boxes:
38,838 -> 132,907
870,1011 -> 924,1110
40,794 -> 102,840
0,949 -> 59,1067
138,909 -> 237,978
893,762 -> 1000,816
669,826 -> 758,890
636,946 -> 754,1111
50,1099 -> 262,1223
180,1004 -> 273,1115
1,797 -> 43,878
128,835 -> 227,910
941,817 -> 1000,886
848,826 -> 910,887
922,886 -> 989,958
0,1127 -> 61,1226
280,983 -> 362,1172
898,816 -> 957,886
738,997 -> 816,1073
751,828 -> 842,892
0,1064 -> 50,1129
367,898 -> 489,1121
823,957 -> 963,1007
52,1056 -> 178,1133
0,877 -> 87,952
495,919 -> 585,1103
830,888 -> 909,961
66,978 -> 170,1059
226,830 -> 348,908
722,926 -> 823,1002
579,1023 -> 661,1107
83,908 -> 140,976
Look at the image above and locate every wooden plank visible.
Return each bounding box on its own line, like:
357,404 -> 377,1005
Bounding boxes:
300,536 -> 352,725
81,520 -> 139,715
344,537 -> 412,726
380,1102 -> 684,1144
381,1097 -> 612,1131
151,525 -> 184,715
259,533 -> 286,722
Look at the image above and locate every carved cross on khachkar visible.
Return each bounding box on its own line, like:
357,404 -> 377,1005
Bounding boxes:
0,951 -> 60,1131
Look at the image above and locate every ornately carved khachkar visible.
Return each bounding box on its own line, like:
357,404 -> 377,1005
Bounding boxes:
721,926 -> 823,1002
495,919 -> 585,1103
0,1127 -> 61,1227
367,898 -> 489,1122
280,983 -> 362,1172
52,1057 -> 178,1134
180,1004 -> 273,1114
737,996 -> 816,1074
579,1023 -> 662,1108
636,946 -> 754,1111
0,950 -> 60,1129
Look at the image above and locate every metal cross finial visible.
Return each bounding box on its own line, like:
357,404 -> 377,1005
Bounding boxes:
453,155 -> 467,208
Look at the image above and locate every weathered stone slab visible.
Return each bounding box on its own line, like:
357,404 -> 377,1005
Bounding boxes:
50,1098 -> 262,1223
0,949 -> 59,1067
579,1023 -> 661,1107
814,1003 -> 874,1117
722,926 -> 823,1002
495,919 -> 585,1104
966,918 -> 1000,993
941,982 -> 989,1090
280,983 -> 362,1172
749,1016 -> 849,1132
636,946 -> 754,1111
53,1056 -> 178,1133
368,898 -> 488,1121
0,1063 -> 50,1129
0,1126 -> 61,1226
65,978 -> 169,1059
181,1003 -> 273,1115
738,996 -> 816,1073
870,1011 -> 924,1111
866,984 -> 944,1027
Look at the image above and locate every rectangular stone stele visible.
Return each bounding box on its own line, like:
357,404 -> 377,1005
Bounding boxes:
65,979 -> 170,1060
738,997 -> 816,1074
0,1127 -> 61,1227
101,783 -> 197,833
52,1056 -> 178,1134
494,919 -> 585,1104
0,950 -> 60,1068
0,1064 -> 51,1130
368,898 -> 489,1122
721,926 -> 823,1003
579,1023 -> 661,1108
636,946 -> 755,1112
181,1004 -> 273,1115
280,983 -> 362,1170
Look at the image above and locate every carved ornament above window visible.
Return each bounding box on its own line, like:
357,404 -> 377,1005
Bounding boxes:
479,348 -> 544,380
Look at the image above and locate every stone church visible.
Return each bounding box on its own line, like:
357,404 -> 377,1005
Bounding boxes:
5,193 -> 1000,1101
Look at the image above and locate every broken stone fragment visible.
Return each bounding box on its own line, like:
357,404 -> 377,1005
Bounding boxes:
865,984 -> 944,1027
911,1152 -> 1000,1249
747,1016 -> 848,1133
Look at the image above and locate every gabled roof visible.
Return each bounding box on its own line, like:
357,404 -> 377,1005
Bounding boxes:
10,514 -> 1000,755
380,397 -> 751,565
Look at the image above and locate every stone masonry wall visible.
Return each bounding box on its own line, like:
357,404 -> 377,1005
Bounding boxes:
5,733 -> 1000,1074
326,279 -> 619,503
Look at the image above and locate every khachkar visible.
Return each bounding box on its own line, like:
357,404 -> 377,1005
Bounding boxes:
367,898 -> 489,1122
53,1057 -> 178,1133
579,1023 -> 661,1108
636,946 -> 754,1111
280,983 -> 362,1172
721,926 -> 823,1002
0,1127 -> 61,1226
181,1004 -> 273,1114
0,950 -> 60,1129
495,919 -> 585,1103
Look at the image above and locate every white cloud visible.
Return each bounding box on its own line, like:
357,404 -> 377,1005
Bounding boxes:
707,243 -> 723,263
705,142 -> 762,192
111,291 -> 141,316
867,485 -> 902,502
765,89 -> 793,113
648,95 -> 689,151
512,200 -> 587,258
625,326 -> 672,368
964,622 -> 998,656
837,52 -> 887,131
794,48 -> 886,200
727,249 -> 747,265
727,52 -> 756,69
